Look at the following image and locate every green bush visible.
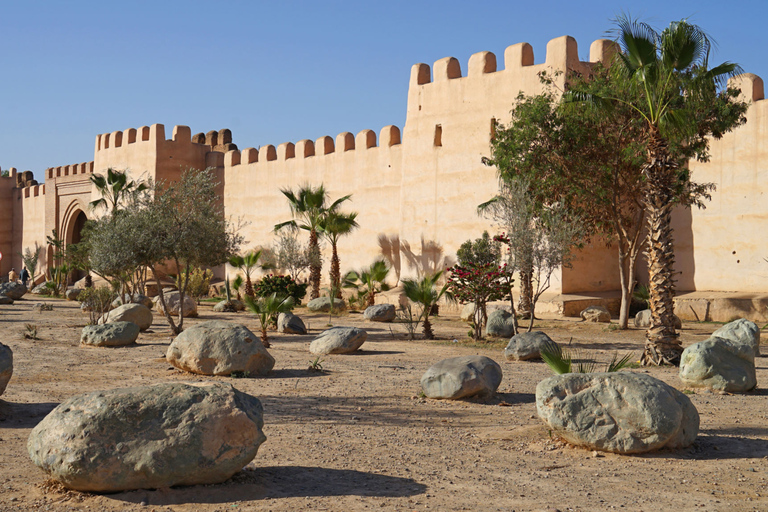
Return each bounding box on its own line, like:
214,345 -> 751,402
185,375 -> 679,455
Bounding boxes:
254,274 -> 307,304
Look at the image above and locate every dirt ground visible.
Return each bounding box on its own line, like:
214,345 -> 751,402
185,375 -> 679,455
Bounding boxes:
1,295 -> 767,512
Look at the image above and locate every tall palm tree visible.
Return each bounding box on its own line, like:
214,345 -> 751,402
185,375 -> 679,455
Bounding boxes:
274,185 -> 351,300
228,250 -> 267,298
401,271 -> 453,340
580,18 -> 741,365
89,168 -> 148,215
322,210 -> 359,298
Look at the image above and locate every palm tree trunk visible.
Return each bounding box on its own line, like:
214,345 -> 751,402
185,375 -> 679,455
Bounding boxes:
330,242 -> 342,299
245,275 -> 254,298
309,229 -> 321,300
641,132 -> 681,366
422,314 -> 434,340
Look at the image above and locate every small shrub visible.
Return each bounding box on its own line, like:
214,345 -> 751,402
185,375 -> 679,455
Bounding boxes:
24,323 -> 39,340
541,345 -> 635,375
396,303 -> 419,340
78,287 -> 117,324
308,357 -> 324,372
254,274 -> 307,304
180,267 -> 213,304
230,370 -> 250,379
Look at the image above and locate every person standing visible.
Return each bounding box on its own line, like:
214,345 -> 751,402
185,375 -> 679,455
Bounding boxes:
19,267 -> 29,286
8,268 -> 19,283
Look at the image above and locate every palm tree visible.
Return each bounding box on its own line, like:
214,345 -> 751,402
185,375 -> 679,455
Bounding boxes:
344,259 -> 391,307
582,17 -> 742,365
274,185 -> 351,300
228,250 -> 267,298
401,271 -> 453,340
89,168 -> 148,215
321,210 -> 359,298
244,293 -> 295,348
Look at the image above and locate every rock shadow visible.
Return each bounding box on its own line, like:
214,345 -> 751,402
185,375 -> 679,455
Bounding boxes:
106,465 -> 426,506
641,433 -> 768,460
0,400 -> 58,428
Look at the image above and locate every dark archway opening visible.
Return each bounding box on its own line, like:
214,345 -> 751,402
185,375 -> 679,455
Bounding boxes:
68,210 -> 89,282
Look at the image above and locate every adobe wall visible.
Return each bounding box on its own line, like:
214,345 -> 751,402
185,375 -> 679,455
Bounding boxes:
10,182 -> 47,280
0,170 -> 16,278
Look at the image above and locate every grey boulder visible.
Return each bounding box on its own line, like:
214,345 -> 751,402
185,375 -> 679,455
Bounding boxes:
309,327 -> 366,354
580,306 -> 611,323
421,355 -> 502,400
634,309 -> 682,329
712,318 -> 760,356
485,309 -> 516,338
277,312 -> 307,334
0,282 -> 27,300
213,299 -> 245,312
0,343 -> 12,396
504,331 -> 558,361
167,321 -> 275,376
0,295 -> 13,305
100,303 -> 153,331
307,296 -> 346,313
81,322 -> 140,347
27,381 -> 266,492
363,304 -> 396,322
65,288 -> 83,301
679,336 -> 757,393
154,291 -> 198,317
30,283 -> 49,295
112,294 -> 153,310
536,372 -> 699,453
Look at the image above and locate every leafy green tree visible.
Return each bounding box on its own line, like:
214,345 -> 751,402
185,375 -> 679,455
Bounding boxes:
321,209 -> 359,298
89,168 -> 148,215
575,17 -> 748,365
244,293 -> 295,347
401,271 -> 454,340
344,259 -> 391,307
274,184 -> 351,300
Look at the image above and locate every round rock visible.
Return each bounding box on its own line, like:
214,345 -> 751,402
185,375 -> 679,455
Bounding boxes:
485,309 -> 516,338
166,320 -> 275,376
100,303 -> 153,331
307,297 -> 346,313
679,336 -> 757,393
536,372 -> 699,454
113,294 -> 154,310
213,299 -> 245,312
27,381 -> 266,492
0,295 -> 13,305
309,327 -> 366,354
154,291 -> 198,317
81,322 -> 140,347
712,318 -> 760,356
504,331 -> 558,361
634,309 -> 682,329
460,302 -> 476,322
421,355 -> 502,400
277,312 -> 307,334
65,288 -> 83,301
0,282 -> 27,300
0,343 -> 12,396
580,306 -> 611,323
363,304 -> 396,322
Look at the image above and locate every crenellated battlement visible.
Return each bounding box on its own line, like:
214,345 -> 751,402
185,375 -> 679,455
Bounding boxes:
46,161 -> 94,180
19,183 -> 45,199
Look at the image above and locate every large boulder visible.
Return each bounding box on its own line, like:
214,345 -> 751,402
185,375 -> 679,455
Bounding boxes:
0,343 -> 12,396
679,336 -> 757,393
634,309 -> 682,329
30,283 -> 49,295
27,381 -> 266,492
112,294 -> 153,310
167,321 -> 274,376
0,282 -> 27,300
460,302 -> 476,322
309,327 -> 366,355
485,309 -> 516,338
65,288 -> 83,301
81,322 -> 140,347
100,303 -> 153,331
504,331 -> 558,361
154,291 -> 198,318
0,295 -> 13,305
363,304 -> 396,323
307,297 -> 346,313
277,312 -> 307,334
712,318 -> 761,356
421,355 -> 502,400
213,299 -> 245,312
580,306 -> 611,323
536,372 -> 699,454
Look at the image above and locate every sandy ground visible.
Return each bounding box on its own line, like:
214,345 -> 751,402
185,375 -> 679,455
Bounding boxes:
1,295 -> 767,512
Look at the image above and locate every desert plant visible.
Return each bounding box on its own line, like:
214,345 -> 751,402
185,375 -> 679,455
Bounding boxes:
89,167 -> 149,214
231,275 -> 244,301
24,323 -> 38,340
401,271 -> 454,340
632,284 -> 650,309
396,302 -> 419,340
244,293 -> 295,347
343,260 -> 391,308
229,250 -> 268,298
254,274 -> 307,304
321,209 -> 359,297
541,344 -> 635,375
308,357 -> 324,372
273,230 -> 316,281
179,267 -> 213,305
78,286 -> 117,324
19,244 -> 41,284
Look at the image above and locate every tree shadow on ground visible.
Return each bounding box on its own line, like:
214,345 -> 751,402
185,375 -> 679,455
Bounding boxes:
0,400 -> 59,428
106,465 -> 426,506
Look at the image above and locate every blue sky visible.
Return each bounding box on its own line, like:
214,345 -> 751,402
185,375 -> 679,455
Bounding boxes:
2,0 -> 766,179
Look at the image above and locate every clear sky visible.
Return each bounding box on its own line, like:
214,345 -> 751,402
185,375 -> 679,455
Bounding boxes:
2,0 -> 766,180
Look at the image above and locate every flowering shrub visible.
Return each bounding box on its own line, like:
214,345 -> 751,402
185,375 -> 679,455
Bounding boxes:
447,262 -> 513,341
254,274 -> 308,305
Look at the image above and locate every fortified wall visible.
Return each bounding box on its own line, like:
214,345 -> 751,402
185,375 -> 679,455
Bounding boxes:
2,34 -> 767,319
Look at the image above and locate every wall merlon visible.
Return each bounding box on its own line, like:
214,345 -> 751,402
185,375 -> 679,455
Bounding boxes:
410,63 -> 431,86
337,132 -> 355,152
111,131 -> 123,148
356,129 -> 376,149
589,39 -> 617,63
126,128 -> 137,144
545,35 -> 579,68
380,125 -> 401,147
206,130 -> 218,146
96,124 -> 155,151
434,57 -> 462,81
224,149 -> 241,167
468,51 -> 497,76
173,125 -> 191,143
192,133 -> 206,144
504,43 -> 534,69
262,145 -> 277,161
46,161 -> 94,180
277,142 -> 295,160
242,147 -> 258,163
316,136 -> 335,155
219,129 -> 232,145
730,73 -> 765,103
150,124 -> 165,143
296,139 -> 315,158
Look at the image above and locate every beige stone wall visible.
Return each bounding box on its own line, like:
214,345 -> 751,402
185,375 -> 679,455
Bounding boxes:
11,184 -> 47,280
0,171 -> 16,277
